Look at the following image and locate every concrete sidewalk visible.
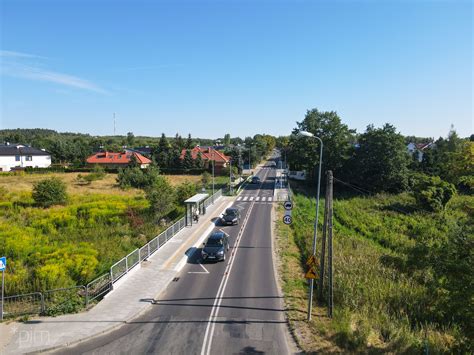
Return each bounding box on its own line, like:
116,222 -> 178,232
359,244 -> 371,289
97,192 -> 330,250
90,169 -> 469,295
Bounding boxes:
0,196 -> 234,354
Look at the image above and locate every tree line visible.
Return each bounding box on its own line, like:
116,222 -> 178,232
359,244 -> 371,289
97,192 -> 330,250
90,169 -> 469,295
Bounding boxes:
0,129 -> 276,173
278,108 -> 473,211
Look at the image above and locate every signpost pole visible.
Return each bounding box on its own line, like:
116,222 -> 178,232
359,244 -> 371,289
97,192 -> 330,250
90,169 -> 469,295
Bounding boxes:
1,269 -> 4,321
0,257 -> 5,322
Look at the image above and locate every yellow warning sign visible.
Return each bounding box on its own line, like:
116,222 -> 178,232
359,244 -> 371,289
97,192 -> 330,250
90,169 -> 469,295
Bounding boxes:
305,266 -> 318,279
306,254 -> 316,266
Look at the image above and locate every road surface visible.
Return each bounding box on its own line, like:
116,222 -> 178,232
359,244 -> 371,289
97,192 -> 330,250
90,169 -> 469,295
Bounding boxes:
54,161 -> 291,355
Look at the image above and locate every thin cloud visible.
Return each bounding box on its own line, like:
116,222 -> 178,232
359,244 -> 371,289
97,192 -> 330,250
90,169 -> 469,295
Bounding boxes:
1,50 -> 109,94
0,50 -> 47,59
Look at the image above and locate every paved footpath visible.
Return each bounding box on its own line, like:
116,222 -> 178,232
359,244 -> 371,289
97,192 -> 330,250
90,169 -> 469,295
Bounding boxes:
0,196 -> 234,354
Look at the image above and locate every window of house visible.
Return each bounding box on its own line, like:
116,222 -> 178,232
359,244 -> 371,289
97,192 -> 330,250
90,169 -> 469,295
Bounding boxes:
26,156 -> 33,161
15,155 -> 20,161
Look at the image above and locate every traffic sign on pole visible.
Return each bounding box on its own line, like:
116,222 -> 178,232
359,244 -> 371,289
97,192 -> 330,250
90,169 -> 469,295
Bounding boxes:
305,266 -> 318,279
283,200 -> 293,210
0,256 -> 5,321
306,254 -> 316,266
283,215 -> 292,225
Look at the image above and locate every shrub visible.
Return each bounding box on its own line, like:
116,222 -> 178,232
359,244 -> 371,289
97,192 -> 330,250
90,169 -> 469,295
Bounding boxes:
117,165 -> 160,189
413,175 -> 456,212
146,176 -> 176,219
32,177 -> 68,207
201,171 -> 211,188
176,181 -> 197,203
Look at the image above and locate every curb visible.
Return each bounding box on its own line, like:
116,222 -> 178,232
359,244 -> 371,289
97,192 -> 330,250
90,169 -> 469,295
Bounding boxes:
22,197 -> 235,354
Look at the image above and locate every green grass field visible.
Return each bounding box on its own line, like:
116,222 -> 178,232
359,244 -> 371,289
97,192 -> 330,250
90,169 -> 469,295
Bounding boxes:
0,172 -> 209,297
275,191 -> 473,353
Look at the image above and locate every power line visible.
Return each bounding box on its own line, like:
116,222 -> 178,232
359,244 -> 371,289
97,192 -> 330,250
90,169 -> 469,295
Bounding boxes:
332,177 -> 425,216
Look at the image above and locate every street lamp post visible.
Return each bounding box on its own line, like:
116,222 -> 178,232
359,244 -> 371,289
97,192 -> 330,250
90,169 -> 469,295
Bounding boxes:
229,159 -> 233,195
212,149 -> 215,203
299,130 -> 323,322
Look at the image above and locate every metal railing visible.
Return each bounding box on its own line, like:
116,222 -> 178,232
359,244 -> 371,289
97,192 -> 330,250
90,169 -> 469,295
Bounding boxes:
43,286 -> 87,316
2,189 -> 224,320
3,292 -> 44,317
86,273 -> 111,304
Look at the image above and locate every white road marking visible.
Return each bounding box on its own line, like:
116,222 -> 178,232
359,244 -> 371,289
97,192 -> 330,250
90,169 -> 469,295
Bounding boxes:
188,263 -> 209,274
261,197 -> 266,202
243,196 -> 248,201
249,196 -> 254,201
236,197 -> 242,201
201,167 -> 271,355
268,197 -> 272,202
256,196 -> 260,201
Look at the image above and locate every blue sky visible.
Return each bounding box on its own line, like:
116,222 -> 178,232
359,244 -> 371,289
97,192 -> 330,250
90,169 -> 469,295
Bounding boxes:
1,0 -> 472,139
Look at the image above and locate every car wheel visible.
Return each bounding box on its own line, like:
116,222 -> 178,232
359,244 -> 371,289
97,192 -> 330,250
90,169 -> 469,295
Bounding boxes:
222,253 -> 226,261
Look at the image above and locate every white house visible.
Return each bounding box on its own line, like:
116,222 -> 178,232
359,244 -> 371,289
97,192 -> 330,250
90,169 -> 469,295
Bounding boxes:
0,144 -> 52,172
406,142 -> 435,162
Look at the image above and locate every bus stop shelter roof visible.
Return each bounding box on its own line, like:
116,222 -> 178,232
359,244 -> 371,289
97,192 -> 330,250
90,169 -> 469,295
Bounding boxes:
184,193 -> 209,204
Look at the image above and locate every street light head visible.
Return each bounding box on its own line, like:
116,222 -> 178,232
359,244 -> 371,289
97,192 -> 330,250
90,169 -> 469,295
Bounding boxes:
299,130 -> 314,138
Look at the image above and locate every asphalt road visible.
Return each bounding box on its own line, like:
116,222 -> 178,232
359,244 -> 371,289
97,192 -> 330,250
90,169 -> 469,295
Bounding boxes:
54,161 -> 290,355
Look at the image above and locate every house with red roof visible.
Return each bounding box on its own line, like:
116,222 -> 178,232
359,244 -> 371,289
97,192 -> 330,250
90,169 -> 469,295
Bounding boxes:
86,151 -> 151,169
180,146 -> 230,173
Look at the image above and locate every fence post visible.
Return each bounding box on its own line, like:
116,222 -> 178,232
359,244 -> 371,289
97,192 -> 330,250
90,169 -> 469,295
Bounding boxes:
85,285 -> 89,307
148,243 -> 150,259
125,257 -> 129,274
138,249 -> 141,264
40,292 -> 45,315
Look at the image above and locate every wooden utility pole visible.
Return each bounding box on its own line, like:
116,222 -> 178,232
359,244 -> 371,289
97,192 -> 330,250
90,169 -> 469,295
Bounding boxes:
318,172 -> 330,301
327,170 -> 334,317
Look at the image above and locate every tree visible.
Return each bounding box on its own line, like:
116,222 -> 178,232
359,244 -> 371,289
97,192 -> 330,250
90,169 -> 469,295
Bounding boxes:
186,134 -> 193,149
182,149 -> 195,170
33,177 -> 68,207
352,124 -> 409,192
201,171 -> 211,188
288,109 -> 355,178
176,181 -> 197,203
154,133 -> 170,168
413,174 -> 457,212
126,132 -> 135,147
146,176 -> 176,219
195,151 -> 204,169
223,133 -> 231,146
421,128 -> 471,186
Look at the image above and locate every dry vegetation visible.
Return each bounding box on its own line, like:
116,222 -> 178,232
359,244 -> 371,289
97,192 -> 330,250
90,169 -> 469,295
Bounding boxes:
0,172 -> 202,194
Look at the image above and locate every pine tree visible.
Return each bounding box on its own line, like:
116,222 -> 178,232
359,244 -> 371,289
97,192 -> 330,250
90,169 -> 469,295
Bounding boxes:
183,149 -> 195,170
195,151 -> 204,168
155,133 -> 170,168
186,133 -> 193,149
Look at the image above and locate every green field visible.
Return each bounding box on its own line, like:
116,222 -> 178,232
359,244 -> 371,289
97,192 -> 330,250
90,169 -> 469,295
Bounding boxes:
276,191 -> 473,353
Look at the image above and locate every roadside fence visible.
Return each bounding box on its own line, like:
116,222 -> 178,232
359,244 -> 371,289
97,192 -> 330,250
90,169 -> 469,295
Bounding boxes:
2,189 -> 223,320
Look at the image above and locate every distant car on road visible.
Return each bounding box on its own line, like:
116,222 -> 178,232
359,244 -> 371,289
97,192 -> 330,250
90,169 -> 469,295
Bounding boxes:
221,208 -> 241,225
251,176 -> 261,184
201,231 -> 229,262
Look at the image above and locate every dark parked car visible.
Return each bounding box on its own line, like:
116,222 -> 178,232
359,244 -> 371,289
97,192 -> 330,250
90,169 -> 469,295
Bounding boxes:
201,231 -> 229,262
251,176 -> 261,184
221,208 -> 241,225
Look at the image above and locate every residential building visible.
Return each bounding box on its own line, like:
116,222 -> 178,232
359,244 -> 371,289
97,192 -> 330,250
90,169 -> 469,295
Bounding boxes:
407,142 -> 435,162
86,151 -> 151,169
0,143 -> 51,172
180,146 -> 230,172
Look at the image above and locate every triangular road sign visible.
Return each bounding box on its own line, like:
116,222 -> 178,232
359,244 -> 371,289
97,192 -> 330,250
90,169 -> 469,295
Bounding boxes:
305,266 -> 318,279
306,254 -> 316,266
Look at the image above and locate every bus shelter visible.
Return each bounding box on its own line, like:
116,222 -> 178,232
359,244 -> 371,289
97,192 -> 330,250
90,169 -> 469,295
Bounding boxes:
184,193 -> 209,226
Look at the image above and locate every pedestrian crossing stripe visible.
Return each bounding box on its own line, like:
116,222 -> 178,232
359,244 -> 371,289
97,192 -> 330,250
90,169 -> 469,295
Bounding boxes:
237,197 -> 242,201
249,197 -> 254,201
256,197 -> 260,201
243,197 -> 248,201
268,197 -> 272,202
261,197 -> 266,201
